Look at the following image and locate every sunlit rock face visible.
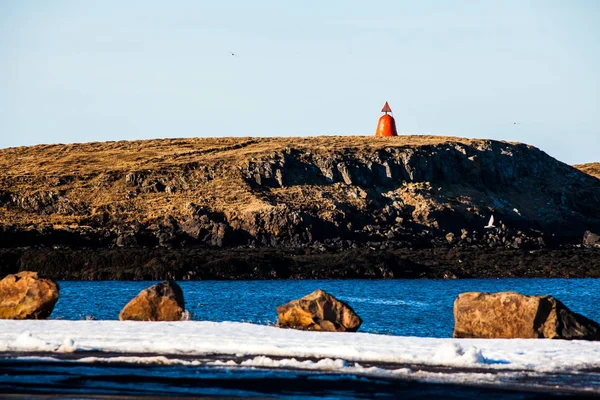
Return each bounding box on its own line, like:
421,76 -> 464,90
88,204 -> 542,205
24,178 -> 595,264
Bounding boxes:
276,289 -> 362,332
0,271 -> 59,319
1,137 -> 599,250
453,291 -> 600,340
583,230 -> 600,247
119,280 -> 185,321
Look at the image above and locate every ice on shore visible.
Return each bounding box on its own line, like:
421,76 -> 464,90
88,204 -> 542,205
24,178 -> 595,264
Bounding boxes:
1,320 -> 600,390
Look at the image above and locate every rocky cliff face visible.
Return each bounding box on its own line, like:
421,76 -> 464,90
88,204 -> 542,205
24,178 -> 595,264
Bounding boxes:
0,136 -> 598,249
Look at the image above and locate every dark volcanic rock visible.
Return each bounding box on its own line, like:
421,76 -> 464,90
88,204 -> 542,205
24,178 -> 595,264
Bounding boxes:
119,280 -> 185,321
1,246 -> 600,281
276,289 -> 362,332
0,271 -> 59,319
453,291 -> 600,340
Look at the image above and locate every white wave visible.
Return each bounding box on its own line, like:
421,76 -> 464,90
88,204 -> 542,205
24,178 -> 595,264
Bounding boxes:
339,297 -> 428,307
78,355 -> 202,365
240,356 -> 347,370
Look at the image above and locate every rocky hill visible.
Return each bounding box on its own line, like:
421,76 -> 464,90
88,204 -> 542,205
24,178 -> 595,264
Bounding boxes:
1,136 -> 599,251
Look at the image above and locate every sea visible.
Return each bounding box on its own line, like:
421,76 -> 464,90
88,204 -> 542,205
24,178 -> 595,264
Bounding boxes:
2,279 -> 599,399
53,278 -> 600,337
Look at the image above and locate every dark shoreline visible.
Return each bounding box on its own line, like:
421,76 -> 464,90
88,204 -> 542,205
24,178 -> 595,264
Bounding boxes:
1,245 -> 599,281
0,351 -> 595,399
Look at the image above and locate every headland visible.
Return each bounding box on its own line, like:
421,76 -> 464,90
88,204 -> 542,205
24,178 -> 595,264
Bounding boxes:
1,136 -> 599,279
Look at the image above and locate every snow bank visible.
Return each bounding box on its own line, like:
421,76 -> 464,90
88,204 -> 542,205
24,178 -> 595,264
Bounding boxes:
1,320 -> 600,386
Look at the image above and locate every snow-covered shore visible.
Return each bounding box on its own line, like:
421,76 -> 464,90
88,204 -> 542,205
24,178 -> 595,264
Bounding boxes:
1,320 -> 600,393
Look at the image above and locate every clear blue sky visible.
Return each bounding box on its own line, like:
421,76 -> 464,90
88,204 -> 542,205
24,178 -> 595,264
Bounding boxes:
1,1 -> 598,164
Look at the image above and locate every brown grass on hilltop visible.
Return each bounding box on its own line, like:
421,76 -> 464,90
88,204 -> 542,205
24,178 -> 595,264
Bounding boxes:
0,135 -> 494,178
574,162 -> 600,179
0,135 -> 525,229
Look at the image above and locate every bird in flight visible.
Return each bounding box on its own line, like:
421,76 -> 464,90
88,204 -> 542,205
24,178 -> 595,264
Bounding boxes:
229,51 -> 237,56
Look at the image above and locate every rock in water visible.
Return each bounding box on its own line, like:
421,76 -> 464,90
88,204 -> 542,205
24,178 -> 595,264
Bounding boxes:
453,291 -> 600,340
276,289 -> 362,332
119,280 -> 185,321
0,271 -> 59,319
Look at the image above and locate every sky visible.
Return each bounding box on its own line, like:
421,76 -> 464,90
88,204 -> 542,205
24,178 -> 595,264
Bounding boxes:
1,1 -> 599,164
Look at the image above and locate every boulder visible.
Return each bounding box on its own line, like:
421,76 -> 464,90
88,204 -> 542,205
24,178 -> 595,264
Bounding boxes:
0,271 -> 59,319
583,230 -> 600,247
119,280 -> 185,321
276,289 -> 362,332
453,291 -> 600,340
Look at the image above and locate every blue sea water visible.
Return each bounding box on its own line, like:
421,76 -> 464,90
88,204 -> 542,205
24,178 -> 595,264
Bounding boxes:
52,279 -> 600,337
